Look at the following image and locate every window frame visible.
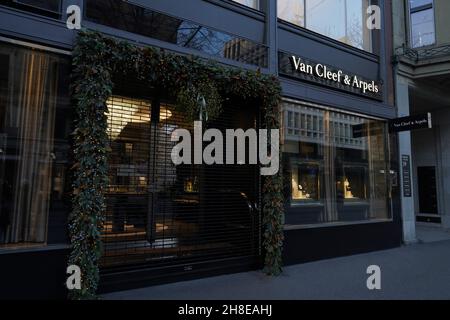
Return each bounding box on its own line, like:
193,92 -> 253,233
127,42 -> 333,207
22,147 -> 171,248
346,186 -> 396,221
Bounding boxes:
0,39 -> 72,250
408,0 -> 436,48
281,99 -> 394,230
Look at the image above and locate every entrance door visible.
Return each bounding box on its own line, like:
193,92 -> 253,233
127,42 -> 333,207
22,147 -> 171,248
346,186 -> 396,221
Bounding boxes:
417,166 -> 439,223
101,95 -> 261,277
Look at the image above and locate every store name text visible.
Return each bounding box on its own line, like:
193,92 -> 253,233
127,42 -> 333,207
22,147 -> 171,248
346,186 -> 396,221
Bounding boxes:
291,56 -> 380,94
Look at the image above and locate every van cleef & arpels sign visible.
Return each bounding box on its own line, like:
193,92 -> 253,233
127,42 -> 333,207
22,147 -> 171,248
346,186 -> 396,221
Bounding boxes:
278,51 -> 383,100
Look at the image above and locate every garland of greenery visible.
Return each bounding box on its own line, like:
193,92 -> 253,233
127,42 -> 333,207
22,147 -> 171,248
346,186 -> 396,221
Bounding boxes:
69,30 -> 284,299
176,82 -> 223,122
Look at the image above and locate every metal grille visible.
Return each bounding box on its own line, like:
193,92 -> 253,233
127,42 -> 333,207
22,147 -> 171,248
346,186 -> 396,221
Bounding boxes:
395,43 -> 450,62
101,96 -> 260,270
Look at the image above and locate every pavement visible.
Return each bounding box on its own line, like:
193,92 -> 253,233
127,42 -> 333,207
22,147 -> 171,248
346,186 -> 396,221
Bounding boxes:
103,226 -> 450,300
416,224 -> 450,243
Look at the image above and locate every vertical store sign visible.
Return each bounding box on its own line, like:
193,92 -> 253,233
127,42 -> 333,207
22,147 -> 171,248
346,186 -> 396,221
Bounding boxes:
402,155 -> 412,198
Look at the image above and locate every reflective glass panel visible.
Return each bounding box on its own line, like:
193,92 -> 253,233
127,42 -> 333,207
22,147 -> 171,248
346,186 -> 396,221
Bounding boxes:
282,102 -> 391,226
307,0 -> 347,44
86,0 -> 268,68
278,0 -> 305,27
411,9 -> 435,48
409,0 -> 433,9
232,0 -> 259,9
277,0 -> 372,52
0,44 -> 71,248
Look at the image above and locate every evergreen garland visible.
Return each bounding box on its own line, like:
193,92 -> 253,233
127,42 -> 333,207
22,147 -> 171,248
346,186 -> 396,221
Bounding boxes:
175,81 -> 223,122
69,30 -> 284,299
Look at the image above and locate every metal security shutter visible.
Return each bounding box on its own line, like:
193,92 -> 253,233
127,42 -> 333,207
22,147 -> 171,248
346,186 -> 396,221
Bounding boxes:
101,95 -> 260,273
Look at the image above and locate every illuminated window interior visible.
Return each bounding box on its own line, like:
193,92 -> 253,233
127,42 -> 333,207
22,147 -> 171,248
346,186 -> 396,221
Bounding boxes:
291,163 -> 320,201
283,102 -> 391,225
106,96 -> 172,140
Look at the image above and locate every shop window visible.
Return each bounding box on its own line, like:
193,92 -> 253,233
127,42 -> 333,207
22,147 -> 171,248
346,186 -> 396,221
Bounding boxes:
0,43 -> 71,248
409,0 -> 435,48
282,102 -> 391,226
277,0 -> 372,52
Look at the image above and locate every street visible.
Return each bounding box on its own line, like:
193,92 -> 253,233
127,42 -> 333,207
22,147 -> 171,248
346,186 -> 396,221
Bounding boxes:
104,227 -> 450,300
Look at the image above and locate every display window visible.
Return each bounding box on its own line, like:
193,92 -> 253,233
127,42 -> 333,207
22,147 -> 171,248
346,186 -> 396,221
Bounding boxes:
291,162 -> 321,202
0,43 -> 72,248
282,101 -> 392,226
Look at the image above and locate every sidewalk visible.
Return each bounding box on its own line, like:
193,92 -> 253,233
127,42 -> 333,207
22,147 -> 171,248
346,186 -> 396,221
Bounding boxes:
103,234 -> 450,300
416,224 -> 450,243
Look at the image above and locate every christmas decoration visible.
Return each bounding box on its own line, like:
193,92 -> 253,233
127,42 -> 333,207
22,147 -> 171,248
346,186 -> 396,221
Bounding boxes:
69,30 -> 284,299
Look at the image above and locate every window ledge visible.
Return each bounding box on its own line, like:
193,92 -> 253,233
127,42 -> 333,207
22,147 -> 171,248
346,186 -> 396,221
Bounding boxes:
0,244 -> 69,255
290,202 -> 324,207
284,219 -> 394,231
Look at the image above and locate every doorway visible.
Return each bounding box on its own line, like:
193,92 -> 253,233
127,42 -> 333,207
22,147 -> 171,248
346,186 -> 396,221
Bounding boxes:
100,94 -> 261,277
416,166 -> 440,223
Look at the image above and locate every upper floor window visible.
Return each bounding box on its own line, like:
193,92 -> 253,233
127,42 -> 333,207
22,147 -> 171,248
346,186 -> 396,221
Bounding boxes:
278,0 -> 372,52
11,0 -> 60,13
2,0 -> 61,17
85,0 -> 268,68
231,0 -> 259,10
409,0 -> 435,48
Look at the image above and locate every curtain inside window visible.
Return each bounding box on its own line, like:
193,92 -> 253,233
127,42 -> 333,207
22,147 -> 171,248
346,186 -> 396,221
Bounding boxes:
0,46 -> 59,245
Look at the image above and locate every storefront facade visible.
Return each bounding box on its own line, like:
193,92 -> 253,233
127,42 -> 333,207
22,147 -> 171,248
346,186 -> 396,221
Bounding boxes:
274,0 -> 402,264
0,0 -> 402,299
393,0 -> 450,241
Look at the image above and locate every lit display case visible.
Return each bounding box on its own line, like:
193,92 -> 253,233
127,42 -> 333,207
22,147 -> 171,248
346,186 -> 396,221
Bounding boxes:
291,162 -> 321,202
183,176 -> 199,193
338,165 -> 368,201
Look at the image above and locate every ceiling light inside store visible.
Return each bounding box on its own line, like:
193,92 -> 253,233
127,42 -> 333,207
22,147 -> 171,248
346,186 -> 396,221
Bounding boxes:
106,96 -> 173,139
